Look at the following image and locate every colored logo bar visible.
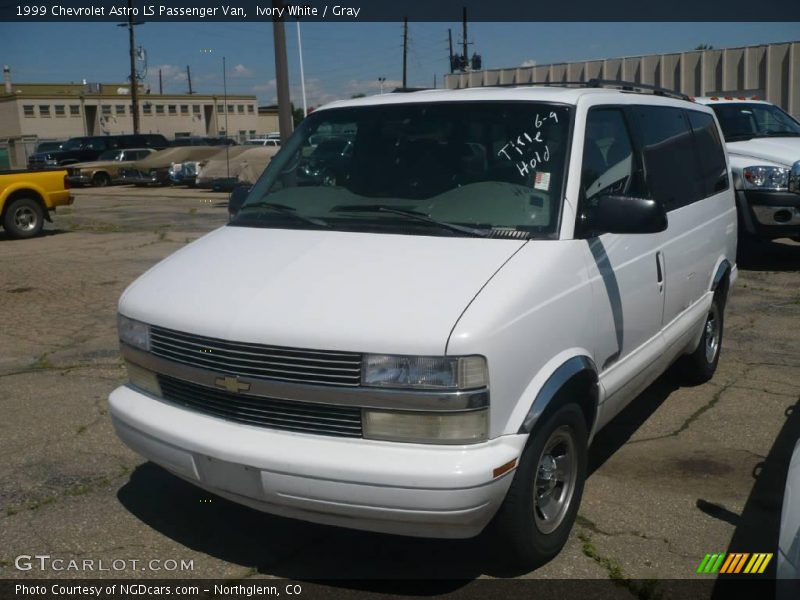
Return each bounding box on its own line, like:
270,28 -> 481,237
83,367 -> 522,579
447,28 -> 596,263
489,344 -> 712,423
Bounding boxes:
696,553 -> 773,574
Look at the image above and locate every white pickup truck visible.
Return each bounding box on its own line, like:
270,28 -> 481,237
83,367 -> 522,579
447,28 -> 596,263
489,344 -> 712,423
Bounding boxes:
694,97 -> 800,242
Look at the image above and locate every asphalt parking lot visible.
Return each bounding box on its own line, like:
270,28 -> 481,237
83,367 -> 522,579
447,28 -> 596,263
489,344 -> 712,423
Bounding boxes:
1,186 -> 799,591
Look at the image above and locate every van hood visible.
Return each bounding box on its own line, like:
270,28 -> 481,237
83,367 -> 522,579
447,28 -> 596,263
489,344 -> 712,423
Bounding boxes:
727,137 -> 800,167
120,226 -> 525,355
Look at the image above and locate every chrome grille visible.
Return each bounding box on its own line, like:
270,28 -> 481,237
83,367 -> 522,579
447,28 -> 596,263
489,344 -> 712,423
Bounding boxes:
158,375 -> 362,437
150,325 -> 363,387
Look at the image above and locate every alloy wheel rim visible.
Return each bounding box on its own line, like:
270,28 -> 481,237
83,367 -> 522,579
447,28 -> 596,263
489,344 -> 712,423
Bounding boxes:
14,207 -> 37,232
533,425 -> 577,534
704,304 -> 720,364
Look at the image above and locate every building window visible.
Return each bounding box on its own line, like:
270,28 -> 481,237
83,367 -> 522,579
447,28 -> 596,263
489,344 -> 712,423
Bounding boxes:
116,105 -> 125,115
155,105 -> 165,114
180,105 -> 189,115
23,105 -> 34,117
143,104 -> 152,115
249,130 -> 256,138
54,105 -> 66,116
168,105 -> 177,115
39,105 -> 51,117
102,105 -> 112,115
192,105 -> 200,114
237,104 -> 244,114
247,105 -> 254,114
227,104 -> 235,113
69,105 -> 80,116
217,104 -> 224,113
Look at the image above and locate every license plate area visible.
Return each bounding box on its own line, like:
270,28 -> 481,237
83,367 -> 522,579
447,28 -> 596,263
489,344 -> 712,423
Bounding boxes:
195,454 -> 263,500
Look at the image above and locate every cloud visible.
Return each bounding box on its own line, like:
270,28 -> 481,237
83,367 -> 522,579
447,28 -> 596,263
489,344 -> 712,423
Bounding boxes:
146,64 -> 188,93
232,64 -> 254,78
520,59 -> 537,67
343,78 -> 402,96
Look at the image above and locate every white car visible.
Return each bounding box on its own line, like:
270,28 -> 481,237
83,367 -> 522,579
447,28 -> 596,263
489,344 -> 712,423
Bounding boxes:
694,97 -> 800,242
110,84 -> 737,567
779,438 -> 800,584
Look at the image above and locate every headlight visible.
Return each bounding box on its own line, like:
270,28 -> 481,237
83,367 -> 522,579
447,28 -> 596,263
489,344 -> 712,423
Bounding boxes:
124,360 -> 161,397
742,166 -> 790,191
362,354 -> 488,390
118,314 -> 150,351
362,408 -> 488,444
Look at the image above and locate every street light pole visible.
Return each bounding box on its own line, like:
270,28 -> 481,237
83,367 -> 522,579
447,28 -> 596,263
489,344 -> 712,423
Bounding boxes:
296,19 -> 307,118
378,77 -> 386,94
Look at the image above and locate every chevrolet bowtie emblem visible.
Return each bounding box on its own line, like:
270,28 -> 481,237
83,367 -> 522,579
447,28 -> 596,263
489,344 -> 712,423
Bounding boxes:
215,376 -> 251,393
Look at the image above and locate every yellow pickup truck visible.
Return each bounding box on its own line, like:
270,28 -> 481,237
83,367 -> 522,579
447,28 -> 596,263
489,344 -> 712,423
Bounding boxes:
0,169 -> 73,238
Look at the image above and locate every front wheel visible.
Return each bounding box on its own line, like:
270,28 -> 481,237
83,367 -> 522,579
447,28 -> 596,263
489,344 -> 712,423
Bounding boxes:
3,197 -> 44,239
490,403 -> 588,569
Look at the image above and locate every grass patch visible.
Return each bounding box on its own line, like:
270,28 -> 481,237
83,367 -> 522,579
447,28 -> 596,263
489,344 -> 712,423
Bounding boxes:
579,532 -> 662,600
32,353 -> 53,370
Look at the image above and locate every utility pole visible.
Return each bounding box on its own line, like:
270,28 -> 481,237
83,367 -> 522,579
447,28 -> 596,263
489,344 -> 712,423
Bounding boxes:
120,0 -> 140,133
186,65 -> 193,94
223,55 -> 230,175
448,28 -> 454,74
402,17 -> 408,88
462,7 -> 468,68
158,68 -> 162,94
272,0 -> 293,143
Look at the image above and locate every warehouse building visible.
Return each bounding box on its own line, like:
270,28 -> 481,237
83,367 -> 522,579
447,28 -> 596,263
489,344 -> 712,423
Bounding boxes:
0,69 -> 280,168
444,40 -> 800,118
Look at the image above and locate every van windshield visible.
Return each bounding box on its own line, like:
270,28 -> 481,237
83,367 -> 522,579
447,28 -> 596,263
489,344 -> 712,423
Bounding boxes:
234,102 -> 572,238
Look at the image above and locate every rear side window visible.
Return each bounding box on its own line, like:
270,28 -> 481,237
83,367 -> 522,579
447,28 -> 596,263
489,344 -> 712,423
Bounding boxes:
631,106 -> 702,211
687,111 -> 729,197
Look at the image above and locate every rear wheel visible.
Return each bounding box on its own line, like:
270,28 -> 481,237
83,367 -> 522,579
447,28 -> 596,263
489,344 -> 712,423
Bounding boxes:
679,291 -> 724,384
3,197 -> 44,239
490,403 -> 588,569
92,172 -> 111,187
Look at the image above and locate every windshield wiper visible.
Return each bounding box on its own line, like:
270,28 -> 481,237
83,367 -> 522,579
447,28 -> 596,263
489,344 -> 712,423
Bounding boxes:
239,202 -> 329,227
330,204 -> 491,237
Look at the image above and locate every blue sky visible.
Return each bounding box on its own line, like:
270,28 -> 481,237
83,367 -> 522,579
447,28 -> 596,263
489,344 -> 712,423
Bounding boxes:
2,22 -> 797,107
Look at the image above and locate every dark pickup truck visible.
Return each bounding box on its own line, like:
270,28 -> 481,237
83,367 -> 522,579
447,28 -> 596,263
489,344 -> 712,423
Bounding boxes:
28,134 -> 168,168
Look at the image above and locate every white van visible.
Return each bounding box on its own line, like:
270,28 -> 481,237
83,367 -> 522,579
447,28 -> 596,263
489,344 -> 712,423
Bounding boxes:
694,96 -> 800,242
110,84 -> 737,567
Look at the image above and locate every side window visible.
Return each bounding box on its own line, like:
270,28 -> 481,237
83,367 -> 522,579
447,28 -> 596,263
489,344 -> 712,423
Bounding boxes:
687,111 -> 729,197
86,138 -> 107,151
632,106 -> 702,211
581,108 -> 641,201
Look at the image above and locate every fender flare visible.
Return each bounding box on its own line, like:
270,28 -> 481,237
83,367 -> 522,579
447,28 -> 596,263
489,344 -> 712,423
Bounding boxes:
711,259 -> 731,293
517,355 -> 599,434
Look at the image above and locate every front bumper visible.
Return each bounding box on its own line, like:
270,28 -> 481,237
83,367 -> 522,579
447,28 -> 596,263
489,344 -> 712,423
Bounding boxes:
738,190 -> 800,239
109,385 -> 524,538
67,173 -> 92,185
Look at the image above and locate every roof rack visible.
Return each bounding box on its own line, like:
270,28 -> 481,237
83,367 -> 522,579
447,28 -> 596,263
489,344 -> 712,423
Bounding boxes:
477,78 -> 690,101
584,79 -> 690,101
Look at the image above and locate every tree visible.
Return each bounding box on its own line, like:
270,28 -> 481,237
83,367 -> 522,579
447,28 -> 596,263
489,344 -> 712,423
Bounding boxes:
694,44 -> 714,50
351,93 -> 366,98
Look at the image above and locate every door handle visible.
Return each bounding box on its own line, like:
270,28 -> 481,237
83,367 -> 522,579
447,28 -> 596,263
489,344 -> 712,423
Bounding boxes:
656,251 -> 663,284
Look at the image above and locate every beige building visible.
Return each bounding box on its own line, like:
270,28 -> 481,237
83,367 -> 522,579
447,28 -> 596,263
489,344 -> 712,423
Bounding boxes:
444,41 -> 800,119
0,75 -> 280,168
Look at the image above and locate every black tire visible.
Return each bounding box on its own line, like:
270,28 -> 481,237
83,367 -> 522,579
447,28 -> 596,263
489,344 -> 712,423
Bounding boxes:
679,291 -> 725,385
92,172 -> 111,187
3,197 -> 44,239
490,403 -> 588,570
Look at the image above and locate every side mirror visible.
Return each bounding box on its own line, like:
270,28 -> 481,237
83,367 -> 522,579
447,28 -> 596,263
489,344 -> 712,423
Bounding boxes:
227,185 -> 251,221
582,194 -> 667,236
